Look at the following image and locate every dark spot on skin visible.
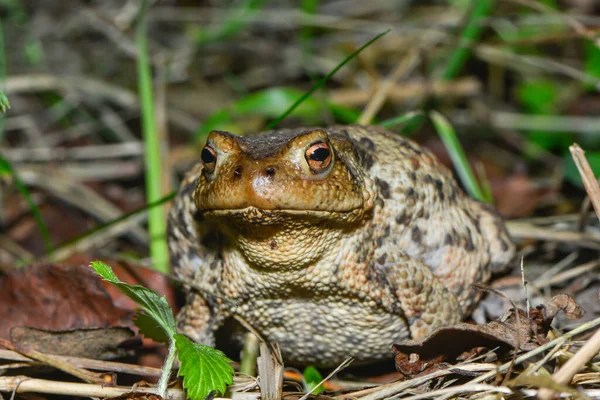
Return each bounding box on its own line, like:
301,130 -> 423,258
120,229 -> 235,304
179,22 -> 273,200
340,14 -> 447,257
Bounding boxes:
359,137 -> 376,150
464,228 -> 475,252
265,167 -> 276,178
354,145 -> 375,170
447,184 -> 459,203
423,174 -> 433,184
180,182 -> 196,198
209,275 -> 218,285
392,136 -> 422,155
444,233 -> 453,246
377,253 -> 388,265
406,188 -> 416,197
466,213 -> 482,234
409,171 -> 417,182
501,240 -> 509,252
177,208 -> 192,236
348,335 -> 362,346
395,213 -> 410,225
433,179 -> 445,201
375,178 -> 391,199
376,236 -> 384,247
411,227 -> 422,244
270,239 -> 278,250
233,166 -> 243,179
209,260 -> 219,270
416,208 -> 424,219
192,210 -> 203,223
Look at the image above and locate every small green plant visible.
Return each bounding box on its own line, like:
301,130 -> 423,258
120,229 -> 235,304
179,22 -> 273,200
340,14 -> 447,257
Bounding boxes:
90,261 -> 234,400
303,366 -> 324,395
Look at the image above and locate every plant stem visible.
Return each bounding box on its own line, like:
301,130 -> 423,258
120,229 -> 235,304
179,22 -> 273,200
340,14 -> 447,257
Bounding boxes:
439,0 -> 495,80
136,0 -> 169,273
157,340 -> 177,397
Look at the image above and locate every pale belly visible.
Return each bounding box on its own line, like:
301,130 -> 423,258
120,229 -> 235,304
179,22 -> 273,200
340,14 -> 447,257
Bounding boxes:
230,296 -> 410,367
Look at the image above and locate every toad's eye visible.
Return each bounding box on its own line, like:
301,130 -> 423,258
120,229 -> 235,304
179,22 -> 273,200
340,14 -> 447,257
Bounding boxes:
305,141 -> 332,171
201,146 -> 217,171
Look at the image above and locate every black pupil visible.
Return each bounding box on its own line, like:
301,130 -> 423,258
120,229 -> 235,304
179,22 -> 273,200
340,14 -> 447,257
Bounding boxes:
201,147 -> 216,164
310,147 -> 330,162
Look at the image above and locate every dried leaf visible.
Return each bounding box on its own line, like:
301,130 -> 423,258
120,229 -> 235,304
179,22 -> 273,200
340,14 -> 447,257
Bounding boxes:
392,294 -> 584,378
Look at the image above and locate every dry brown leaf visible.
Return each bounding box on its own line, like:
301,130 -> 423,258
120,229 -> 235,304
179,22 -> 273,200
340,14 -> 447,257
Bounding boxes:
392,294 -> 584,378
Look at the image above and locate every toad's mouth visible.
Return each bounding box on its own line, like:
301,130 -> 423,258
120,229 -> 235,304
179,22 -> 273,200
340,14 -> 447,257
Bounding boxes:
200,206 -> 364,225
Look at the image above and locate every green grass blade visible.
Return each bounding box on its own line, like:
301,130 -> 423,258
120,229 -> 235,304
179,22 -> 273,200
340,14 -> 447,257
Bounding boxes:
438,0 -> 495,80
136,0 -> 169,273
267,29 -> 391,129
379,111 -> 424,129
0,154 -> 52,253
49,192 -> 175,257
429,111 -> 489,202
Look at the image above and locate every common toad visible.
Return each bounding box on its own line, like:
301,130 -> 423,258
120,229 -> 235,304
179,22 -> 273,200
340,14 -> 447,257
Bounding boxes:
168,125 -> 515,366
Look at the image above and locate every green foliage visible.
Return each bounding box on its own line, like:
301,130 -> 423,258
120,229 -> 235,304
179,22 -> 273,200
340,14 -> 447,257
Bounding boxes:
303,366 -> 324,395
269,29 -> 390,129
136,0 -> 169,273
438,0 -> 494,80
583,40 -> 600,90
516,79 -> 573,151
429,111 -> 489,203
379,111 -> 425,134
197,87 -> 360,137
90,261 -> 176,339
0,92 -> 9,113
175,334 -> 235,400
90,261 -> 234,399
517,79 -> 559,114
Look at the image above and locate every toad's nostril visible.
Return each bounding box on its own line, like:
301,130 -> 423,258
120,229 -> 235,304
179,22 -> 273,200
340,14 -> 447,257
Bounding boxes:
265,167 -> 276,178
233,166 -> 243,178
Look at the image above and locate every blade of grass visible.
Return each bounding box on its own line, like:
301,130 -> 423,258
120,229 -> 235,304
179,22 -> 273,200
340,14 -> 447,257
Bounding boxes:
429,111 -> 489,202
136,0 -> 169,273
0,155 -> 52,253
267,29 -> 391,129
47,191 -> 175,259
379,111 -> 424,130
437,0 -> 495,80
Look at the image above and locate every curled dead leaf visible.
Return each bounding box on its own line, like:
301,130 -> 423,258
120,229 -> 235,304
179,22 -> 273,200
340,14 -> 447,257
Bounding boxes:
392,294 -> 584,378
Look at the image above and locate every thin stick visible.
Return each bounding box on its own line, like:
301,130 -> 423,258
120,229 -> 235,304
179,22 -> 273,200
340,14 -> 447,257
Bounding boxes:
570,144 -> 600,224
538,328 -> 600,400
536,144 -> 600,399
357,49 -> 420,125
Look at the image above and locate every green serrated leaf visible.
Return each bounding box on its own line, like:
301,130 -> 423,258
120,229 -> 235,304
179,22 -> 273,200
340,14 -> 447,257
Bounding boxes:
90,261 -> 176,338
303,366 -> 324,395
175,334 -> 234,400
134,312 -> 170,343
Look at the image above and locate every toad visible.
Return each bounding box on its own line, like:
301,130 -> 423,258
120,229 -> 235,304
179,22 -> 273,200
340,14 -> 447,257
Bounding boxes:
168,125 -> 515,366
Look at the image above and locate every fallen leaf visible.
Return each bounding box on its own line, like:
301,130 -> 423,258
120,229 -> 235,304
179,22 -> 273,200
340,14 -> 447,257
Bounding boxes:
392,294 -> 584,378
0,263 -> 133,340
10,326 -> 139,359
